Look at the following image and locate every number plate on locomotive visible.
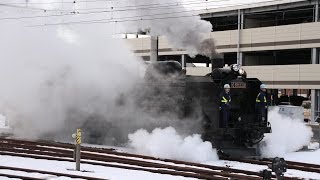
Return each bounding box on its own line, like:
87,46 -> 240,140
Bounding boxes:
231,82 -> 246,88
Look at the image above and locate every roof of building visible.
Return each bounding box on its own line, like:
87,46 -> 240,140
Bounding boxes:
198,0 -> 307,15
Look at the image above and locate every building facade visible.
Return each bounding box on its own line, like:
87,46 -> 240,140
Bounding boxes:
126,0 -> 320,122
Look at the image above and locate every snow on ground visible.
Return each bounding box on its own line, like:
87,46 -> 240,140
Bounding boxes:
203,148 -> 320,179
285,148 -> 320,164
1,148 -> 320,179
116,144 -> 320,179
0,178 -> 19,180
0,155 -> 195,180
206,157 -> 320,179
71,142 -> 320,179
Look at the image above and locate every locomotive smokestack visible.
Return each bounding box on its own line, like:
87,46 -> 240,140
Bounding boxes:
197,38 -> 222,71
211,53 -> 224,71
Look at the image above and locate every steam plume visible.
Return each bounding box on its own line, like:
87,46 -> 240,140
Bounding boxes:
0,1 -> 204,143
112,0 -> 214,56
260,107 -> 313,157
0,2 -> 143,140
128,127 -> 218,163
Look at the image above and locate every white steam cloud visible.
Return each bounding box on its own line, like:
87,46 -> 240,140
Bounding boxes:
0,2 -> 145,140
128,127 -> 218,163
0,25 -> 143,139
260,107 -> 313,157
0,1 -> 205,143
113,0 -> 213,56
57,26 -> 79,45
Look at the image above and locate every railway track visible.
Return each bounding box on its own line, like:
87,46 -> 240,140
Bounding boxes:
0,138 -> 310,179
0,165 -> 106,180
222,156 -> 320,174
0,138 -> 259,180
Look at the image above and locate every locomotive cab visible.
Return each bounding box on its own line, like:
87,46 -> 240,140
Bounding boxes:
203,64 -> 271,156
211,64 -> 269,126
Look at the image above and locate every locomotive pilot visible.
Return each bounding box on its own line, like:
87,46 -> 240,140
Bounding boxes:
256,84 -> 267,122
219,84 -> 231,128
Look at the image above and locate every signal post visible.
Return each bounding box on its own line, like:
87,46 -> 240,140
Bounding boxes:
72,128 -> 82,171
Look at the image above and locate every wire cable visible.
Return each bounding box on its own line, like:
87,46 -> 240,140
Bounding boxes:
2,0 -> 286,27
0,0 -> 231,21
28,13 -> 201,27
0,0 -> 226,21
0,0 -> 230,13
1,0 -> 114,5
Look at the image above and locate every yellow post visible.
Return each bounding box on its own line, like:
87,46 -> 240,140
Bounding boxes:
75,128 -> 82,171
76,129 -> 82,145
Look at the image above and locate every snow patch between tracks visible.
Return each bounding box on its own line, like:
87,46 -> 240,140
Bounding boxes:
128,127 -> 218,163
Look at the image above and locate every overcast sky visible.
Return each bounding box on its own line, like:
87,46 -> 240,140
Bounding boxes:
0,0 -> 275,11
0,0 -> 277,34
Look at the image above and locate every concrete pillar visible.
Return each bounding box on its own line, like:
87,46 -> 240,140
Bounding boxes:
311,48 -> 319,123
315,1 -> 319,22
237,9 -> 240,64
237,9 -> 243,65
317,90 -> 320,121
312,90 -> 320,123
240,11 -> 244,29
181,54 -> 186,69
239,53 -> 244,65
311,90 -> 315,123
312,48 -> 318,64
150,36 -> 158,63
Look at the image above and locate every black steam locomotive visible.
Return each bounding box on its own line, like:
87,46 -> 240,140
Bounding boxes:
142,61 -> 272,157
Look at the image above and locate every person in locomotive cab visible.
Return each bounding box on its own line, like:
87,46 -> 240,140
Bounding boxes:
219,84 -> 231,128
256,84 -> 267,121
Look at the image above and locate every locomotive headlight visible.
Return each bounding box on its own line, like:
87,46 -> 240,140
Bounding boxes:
239,68 -> 245,75
231,64 -> 241,72
238,117 -> 242,121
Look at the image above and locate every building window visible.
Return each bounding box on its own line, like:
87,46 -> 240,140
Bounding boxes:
243,49 -> 311,66
202,15 -> 238,32
244,5 -> 314,29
